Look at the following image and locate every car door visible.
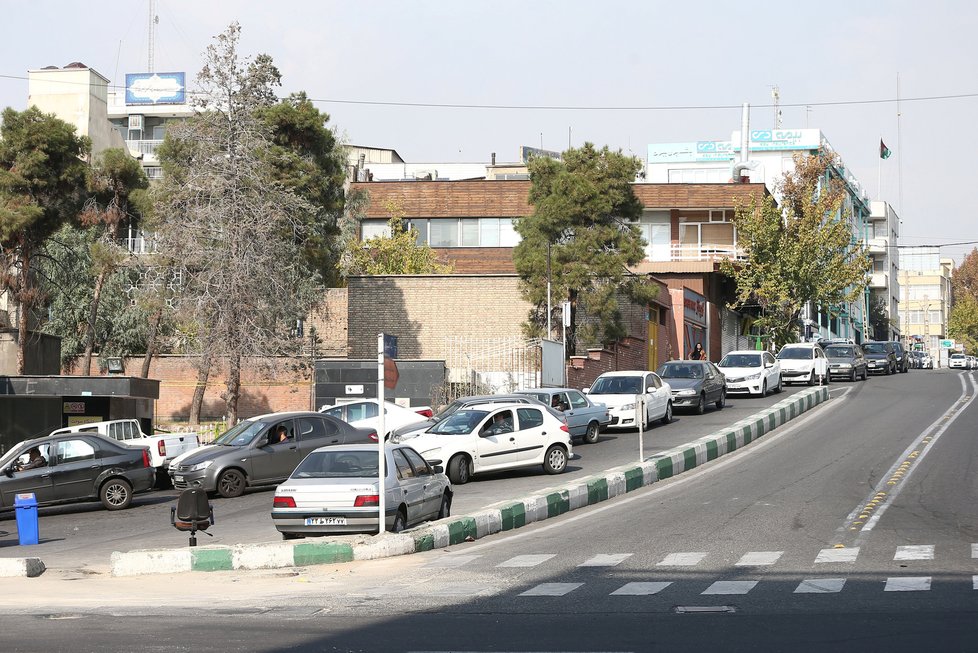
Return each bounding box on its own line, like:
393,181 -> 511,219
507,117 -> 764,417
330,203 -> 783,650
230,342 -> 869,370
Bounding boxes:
250,419 -> 303,483
49,437 -> 101,501
565,390 -> 593,436
295,416 -> 339,457
764,352 -> 781,386
0,441 -> 56,506
513,406 -> 550,463
645,373 -> 667,420
390,448 -> 425,524
473,409 -> 521,471
402,447 -> 443,519
702,364 -> 722,402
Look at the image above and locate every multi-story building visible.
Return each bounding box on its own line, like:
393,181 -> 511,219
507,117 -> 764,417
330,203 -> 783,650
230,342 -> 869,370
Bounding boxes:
898,247 -> 953,365
867,201 -> 901,341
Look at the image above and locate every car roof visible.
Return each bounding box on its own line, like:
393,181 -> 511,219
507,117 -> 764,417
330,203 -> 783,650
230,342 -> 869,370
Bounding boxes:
595,370 -> 650,377
781,342 -> 818,348
514,387 -> 579,394
249,410 -> 334,421
721,350 -> 764,356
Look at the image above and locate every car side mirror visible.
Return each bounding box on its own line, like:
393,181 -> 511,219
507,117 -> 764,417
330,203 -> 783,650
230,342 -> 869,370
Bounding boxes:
432,465 -> 444,475
3,466 -> 12,478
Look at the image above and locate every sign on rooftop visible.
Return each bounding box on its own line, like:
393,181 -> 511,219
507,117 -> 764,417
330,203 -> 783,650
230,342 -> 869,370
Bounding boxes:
125,72 -> 186,105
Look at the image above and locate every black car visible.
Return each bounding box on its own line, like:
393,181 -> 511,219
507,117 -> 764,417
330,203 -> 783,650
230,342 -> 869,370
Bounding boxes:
655,360 -> 727,414
889,341 -> 910,373
823,343 -> 869,381
0,433 -> 155,511
862,341 -> 898,375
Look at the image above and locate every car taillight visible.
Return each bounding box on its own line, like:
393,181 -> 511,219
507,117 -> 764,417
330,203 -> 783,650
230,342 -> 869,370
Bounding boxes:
416,408 -> 433,418
141,449 -> 151,468
560,422 -> 570,433
273,496 -> 296,508
157,440 -> 166,457
354,494 -> 379,507
367,431 -> 379,442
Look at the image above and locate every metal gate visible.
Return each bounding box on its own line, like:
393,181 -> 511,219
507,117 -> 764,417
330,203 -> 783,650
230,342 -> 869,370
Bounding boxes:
441,336 -> 542,403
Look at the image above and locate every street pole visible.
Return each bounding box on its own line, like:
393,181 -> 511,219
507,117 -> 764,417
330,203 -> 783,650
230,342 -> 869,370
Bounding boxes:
546,241 -> 552,339
636,395 -> 645,463
376,333 -> 386,534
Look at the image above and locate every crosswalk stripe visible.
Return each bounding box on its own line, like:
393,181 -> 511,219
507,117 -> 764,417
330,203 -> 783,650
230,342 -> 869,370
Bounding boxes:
894,545 -> 934,561
973,576 -> 978,590
611,581 -> 672,596
814,547 -> 860,564
735,551 -> 783,566
497,554 -> 555,568
424,554 -> 481,568
579,554 -> 632,567
519,582 -> 582,596
884,577 -> 931,592
657,552 -> 707,567
972,544 -> 978,559
702,580 -> 757,595
794,578 -> 846,593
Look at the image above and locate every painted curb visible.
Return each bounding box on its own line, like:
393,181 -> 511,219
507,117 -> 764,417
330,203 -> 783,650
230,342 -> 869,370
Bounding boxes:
0,557 -> 45,578
109,387 -> 829,576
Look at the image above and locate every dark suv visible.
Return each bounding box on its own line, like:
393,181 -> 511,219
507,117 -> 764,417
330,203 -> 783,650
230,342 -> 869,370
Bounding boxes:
862,341 -> 898,375
889,341 -> 910,373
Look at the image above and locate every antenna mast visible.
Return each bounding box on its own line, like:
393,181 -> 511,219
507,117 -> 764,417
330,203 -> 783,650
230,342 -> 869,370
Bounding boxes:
771,86 -> 782,128
147,0 -> 158,72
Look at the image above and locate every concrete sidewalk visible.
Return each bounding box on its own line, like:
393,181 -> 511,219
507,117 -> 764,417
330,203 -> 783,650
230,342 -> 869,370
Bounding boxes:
2,387 -> 829,579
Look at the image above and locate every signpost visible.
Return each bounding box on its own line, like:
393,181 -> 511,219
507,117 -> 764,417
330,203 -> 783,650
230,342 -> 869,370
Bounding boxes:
635,395 -> 646,462
377,333 -> 399,534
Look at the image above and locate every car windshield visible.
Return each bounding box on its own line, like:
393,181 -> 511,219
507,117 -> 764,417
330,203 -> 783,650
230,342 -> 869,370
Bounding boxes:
778,348 -> 813,360
428,410 -> 489,435
657,363 -> 703,379
719,354 -> 761,368
951,354 -> 965,359
862,343 -> 888,354
213,420 -> 266,446
290,450 -> 380,479
590,376 -> 642,394
432,400 -> 466,422
824,346 -> 854,357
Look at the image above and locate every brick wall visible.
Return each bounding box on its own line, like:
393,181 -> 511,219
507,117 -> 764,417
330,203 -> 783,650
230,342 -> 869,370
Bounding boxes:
306,288 -> 349,357
567,337 -> 649,389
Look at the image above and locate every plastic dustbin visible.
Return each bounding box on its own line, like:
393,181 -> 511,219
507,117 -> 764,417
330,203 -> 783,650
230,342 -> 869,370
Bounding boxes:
14,492 -> 39,546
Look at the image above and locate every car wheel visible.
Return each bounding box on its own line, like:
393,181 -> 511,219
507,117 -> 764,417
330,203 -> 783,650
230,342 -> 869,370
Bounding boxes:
715,391 -> 726,410
660,401 -> 673,425
437,491 -> 452,520
759,380 -> 768,397
391,508 -> 407,533
775,376 -> 783,393
694,393 -> 706,415
447,454 -> 471,485
100,478 -> 133,511
582,421 -> 600,445
901,364 -> 908,374
807,371 -> 816,386
862,368 -> 868,381
282,532 -> 304,541
822,372 -> 830,386
216,469 -> 246,498
542,445 -> 567,475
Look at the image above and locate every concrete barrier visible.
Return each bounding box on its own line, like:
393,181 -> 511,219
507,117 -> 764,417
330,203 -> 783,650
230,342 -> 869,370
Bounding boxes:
0,557 -> 45,578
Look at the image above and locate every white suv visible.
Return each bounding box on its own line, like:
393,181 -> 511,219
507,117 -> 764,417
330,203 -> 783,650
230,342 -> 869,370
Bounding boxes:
776,343 -> 829,385
949,353 -> 967,369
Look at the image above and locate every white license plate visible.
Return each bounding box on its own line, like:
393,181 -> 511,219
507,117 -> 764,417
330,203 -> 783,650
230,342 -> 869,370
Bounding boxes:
305,517 -> 347,526
175,475 -> 184,482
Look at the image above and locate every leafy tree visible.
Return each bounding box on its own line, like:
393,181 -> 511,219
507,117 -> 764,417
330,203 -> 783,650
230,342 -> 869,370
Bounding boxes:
948,295 -> 978,355
77,148 -> 150,374
868,295 -> 894,341
514,143 -> 656,354
952,247 -> 978,303
0,107 -> 90,372
721,152 -> 872,349
340,199 -> 453,275
154,23 -> 320,424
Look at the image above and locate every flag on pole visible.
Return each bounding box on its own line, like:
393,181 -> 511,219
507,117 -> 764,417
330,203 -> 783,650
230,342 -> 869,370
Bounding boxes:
880,139 -> 892,160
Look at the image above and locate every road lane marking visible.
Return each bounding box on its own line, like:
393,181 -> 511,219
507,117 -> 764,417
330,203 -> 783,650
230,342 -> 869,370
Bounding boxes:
519,582 -> 582,596
611,581 -> 672,595
497,554 -> 555,568
884,577 -> 931,591
578,554 -> 632,567
894,545 -> 934,561
974,576 -> 978,590
735,551 -> 783,566
702,580 -> 757,595
424,554 -> 482,568
657,552 -> 707,567
794,578 -> 846,593
972,543 -> 978,558
814,547 -> 860,563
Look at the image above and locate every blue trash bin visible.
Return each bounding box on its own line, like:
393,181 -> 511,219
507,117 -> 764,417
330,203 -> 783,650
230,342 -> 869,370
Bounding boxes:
14,492 -> 39,546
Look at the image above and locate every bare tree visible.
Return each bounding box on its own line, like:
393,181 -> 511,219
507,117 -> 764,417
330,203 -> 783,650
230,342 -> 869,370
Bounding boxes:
155,23 -> 319,424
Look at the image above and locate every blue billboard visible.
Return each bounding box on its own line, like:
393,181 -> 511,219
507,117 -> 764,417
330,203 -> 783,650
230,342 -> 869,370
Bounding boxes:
125,72 -> 186,105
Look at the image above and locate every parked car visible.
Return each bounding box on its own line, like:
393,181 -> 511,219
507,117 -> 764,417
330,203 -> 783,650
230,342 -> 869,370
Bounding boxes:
168,411 -> 378,498
655,360 -> 727,413
584,370 -> 673,429
889,341 -> 910,373
408,403 -> 572,485
717,350 -> 782,397
822,343 -> 869,381
390,394 -> 547,443
776,343 -> 829,385
513,388 -> 611,444
318,399 -> 431,440
920,352 -> 934,369
949,352 -> 968,369
862,341 -> 899,375
271,443 -> 452,538
0,432 -> 155,511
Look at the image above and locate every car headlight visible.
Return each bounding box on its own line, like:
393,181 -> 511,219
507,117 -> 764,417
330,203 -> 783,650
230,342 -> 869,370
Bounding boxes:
676,389 -> 697,396
620,403 -> 636,411
837,363 -> 851,368
186,461 -> 213,473
389,434 -> 403,444
745,372 -> 761,380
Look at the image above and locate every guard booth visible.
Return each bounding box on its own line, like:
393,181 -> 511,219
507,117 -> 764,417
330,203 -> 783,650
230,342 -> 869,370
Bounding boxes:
0,376 -> 159,455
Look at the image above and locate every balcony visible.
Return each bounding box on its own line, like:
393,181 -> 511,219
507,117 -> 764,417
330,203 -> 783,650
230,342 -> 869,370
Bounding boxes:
669,243 -> 746,262
867,237 -> 887,255
126,235 -> 157,255
869,272 -> 888,289
126,139 -> 164,163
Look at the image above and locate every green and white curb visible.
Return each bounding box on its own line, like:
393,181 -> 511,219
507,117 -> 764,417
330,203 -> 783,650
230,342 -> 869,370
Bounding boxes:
110,387 -> 828,576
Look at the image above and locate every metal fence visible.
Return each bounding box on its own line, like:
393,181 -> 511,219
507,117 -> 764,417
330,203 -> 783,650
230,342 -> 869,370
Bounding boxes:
441,336 -> 542,403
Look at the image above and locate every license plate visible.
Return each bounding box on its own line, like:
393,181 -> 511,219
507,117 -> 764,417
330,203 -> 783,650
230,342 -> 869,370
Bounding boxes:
175,475 -> 184,482
305,517 -> 347,526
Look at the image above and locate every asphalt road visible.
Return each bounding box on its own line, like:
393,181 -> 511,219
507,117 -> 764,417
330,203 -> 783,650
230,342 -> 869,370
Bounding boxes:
1,369 -> 976,652
0,383 -> 814,569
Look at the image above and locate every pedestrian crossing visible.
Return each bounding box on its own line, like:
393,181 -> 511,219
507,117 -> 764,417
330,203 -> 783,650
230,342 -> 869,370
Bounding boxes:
417,544 -> 978,598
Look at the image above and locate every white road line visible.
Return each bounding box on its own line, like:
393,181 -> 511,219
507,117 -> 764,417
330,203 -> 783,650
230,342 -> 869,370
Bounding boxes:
424,554 -> 482,568
497,554 -> 555,568
735,551 -> 783,566
814,547 -> 860,563
579,554 -> 632,567
894,545 -> 934,561
972,543 -> 978,559
519,582 -> 583,596
657,552 -> 708,567
794,578 -> 846,593
973,576 -> 978,591
884,577 -> 931,592
611,581 -> 672,596
702,580 -> 757,595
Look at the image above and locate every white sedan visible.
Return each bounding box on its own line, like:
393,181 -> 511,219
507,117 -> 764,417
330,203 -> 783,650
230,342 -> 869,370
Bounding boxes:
718,350 -> 782,396
408,403 -> 572,484
583,370 -> 673,429
319,399 -> 431,440
271,443 -> 452,538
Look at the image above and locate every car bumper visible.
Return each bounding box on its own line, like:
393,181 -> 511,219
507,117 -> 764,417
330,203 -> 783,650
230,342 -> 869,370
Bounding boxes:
726,380 -> 763,394
272,508 -> 398,535
169,469 -> 217,492
131,467 -> 158,493
670,394 -> 700,407
780,370 -> 812,382
603,410 -> 637,429
866,362 -> 889,373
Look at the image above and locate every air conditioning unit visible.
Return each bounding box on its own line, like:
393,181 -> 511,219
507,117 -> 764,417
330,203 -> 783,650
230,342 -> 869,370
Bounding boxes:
413,169 -> 437,181
128,114 -> 144,130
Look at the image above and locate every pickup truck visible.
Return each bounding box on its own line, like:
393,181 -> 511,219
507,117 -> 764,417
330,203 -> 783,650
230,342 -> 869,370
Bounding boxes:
49,419 -> 200,486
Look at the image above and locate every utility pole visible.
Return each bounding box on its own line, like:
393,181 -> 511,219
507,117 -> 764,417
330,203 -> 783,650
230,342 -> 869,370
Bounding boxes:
771,86 -> 782,128
147,0 -> 158,72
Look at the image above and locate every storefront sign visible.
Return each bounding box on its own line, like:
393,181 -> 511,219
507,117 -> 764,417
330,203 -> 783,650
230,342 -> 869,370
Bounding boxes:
63,401 -> 86,414
125,72 -> 186,105
683,288 -> 707,326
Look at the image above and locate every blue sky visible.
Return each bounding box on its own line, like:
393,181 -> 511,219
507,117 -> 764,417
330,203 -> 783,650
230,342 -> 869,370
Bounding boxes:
2,1 -> 976,261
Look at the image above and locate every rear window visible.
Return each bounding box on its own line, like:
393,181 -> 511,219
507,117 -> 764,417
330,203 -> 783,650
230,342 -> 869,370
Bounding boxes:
862,343 -> 889,354
777,347 -> 813,360
291,450 -> 380,478
824,346 -> 854,357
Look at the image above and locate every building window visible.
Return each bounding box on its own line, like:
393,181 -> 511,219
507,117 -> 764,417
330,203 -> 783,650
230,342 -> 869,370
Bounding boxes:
460,218 -> 480,246
361,220 -> 389,240
361,217 -> 522,247
429,220 -> 458,247
667,168 -> 728,183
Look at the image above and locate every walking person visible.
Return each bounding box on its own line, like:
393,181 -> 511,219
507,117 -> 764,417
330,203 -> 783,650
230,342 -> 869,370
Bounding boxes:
689,342 -> 705,360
